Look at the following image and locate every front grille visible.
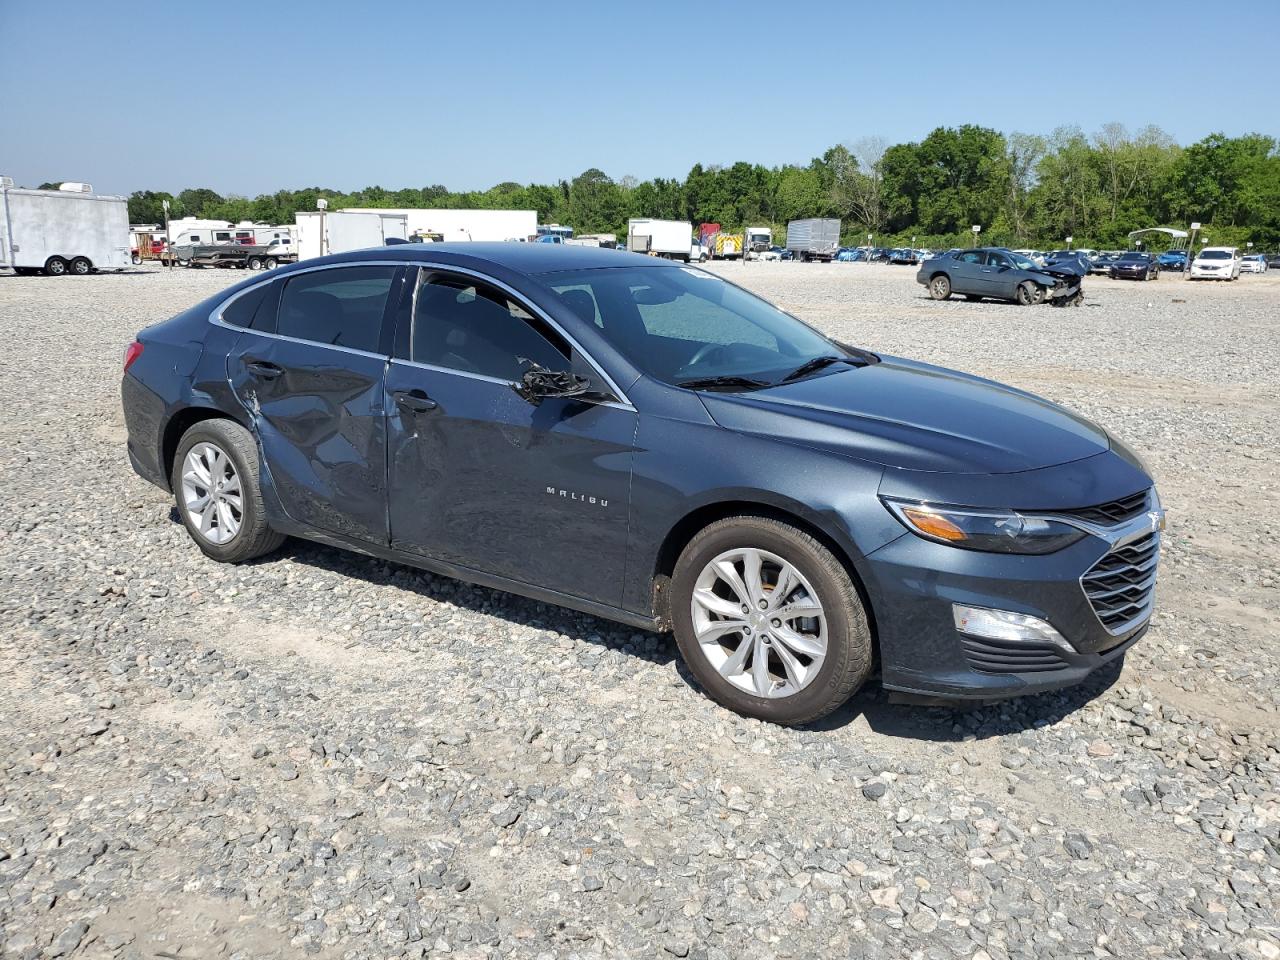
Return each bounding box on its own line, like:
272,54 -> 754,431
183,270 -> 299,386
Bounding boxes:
1082,532 -> 1160,634
960,635 -> 1068,675
1065,489 -> 1150,526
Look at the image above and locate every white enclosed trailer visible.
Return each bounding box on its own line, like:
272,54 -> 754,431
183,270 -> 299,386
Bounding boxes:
294,211 -> 408,260
0,178 -> 131,275
342,208 -> 536,243
627,218 -> 694,260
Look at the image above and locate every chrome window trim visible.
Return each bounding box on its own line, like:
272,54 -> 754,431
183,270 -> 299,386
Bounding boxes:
388,357 -> 634,413
206,258 -> 633,407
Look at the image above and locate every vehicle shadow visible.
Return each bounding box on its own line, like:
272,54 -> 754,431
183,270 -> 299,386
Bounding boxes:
171,509 -> 1122,739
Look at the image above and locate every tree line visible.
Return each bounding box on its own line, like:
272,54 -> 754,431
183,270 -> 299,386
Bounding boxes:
118,125 -> 1280,251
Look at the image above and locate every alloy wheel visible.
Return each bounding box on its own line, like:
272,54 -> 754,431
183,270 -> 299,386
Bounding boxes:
690,547 -> 827,699
181,442 -> 243,544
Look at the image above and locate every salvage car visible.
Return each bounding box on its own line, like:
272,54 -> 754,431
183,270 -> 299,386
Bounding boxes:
122,244 -> 1161,725
1156,250 -> 1187,272
1109,252 -> 1159,281
916,248 -> 1085,305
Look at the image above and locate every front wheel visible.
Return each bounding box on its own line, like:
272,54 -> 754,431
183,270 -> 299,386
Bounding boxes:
132,253 -> 142,265
671,516 -> 872,725
1015,281 -> 1040,305
928,274 -> 951,300
171,419 -> 285,564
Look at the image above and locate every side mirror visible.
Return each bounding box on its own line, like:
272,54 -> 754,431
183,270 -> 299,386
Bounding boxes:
511,361 -> 592,406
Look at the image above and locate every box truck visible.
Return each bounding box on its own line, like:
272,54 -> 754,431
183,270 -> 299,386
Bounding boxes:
627,218 -> 694,261
343,208 -> 536,243
785,218 -> 841,262
294,211 -> 408,260
0,178 -> 131,275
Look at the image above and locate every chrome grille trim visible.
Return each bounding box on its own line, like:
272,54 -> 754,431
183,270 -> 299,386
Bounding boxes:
1081,531 -> 1161,636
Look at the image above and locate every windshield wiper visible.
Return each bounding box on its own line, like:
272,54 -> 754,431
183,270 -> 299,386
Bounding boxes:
780,355 -> 863,383
675,375 -> 771,392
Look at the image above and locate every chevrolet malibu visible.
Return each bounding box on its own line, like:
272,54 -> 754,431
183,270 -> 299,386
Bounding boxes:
122,245 -> 1163,725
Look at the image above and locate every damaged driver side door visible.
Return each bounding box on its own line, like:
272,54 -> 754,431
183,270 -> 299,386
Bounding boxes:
384,268 -> 637,607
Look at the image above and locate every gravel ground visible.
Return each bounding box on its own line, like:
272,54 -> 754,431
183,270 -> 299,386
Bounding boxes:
1,261 -> 1277,960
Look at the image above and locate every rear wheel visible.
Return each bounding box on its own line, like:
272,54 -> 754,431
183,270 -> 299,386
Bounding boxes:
131,253 -> 142,265
44,257 -> 68,276
264,257 -> 278,269
70,256 -> 92,275
928,274 -> 951,300
171,419 -> 285,564
671,516 -> 872,725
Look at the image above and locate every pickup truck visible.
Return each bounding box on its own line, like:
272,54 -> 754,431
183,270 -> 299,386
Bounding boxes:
165,238 -> 298,270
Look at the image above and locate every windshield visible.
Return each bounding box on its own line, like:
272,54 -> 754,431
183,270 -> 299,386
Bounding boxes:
1198,250 -> 1231,260
1007,253 -> 1037,270
1119,253 -> 1149,261
546,266 -> 841,386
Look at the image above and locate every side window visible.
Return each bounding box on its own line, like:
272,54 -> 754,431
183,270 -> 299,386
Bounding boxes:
986,252 -> 1009,267
277,266 -> 397,352
220,284 -> 270,328
957,251 -> 982,265
413,274 -> 569,380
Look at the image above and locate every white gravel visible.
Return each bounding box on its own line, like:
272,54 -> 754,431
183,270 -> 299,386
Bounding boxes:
1,262 -> 1277,960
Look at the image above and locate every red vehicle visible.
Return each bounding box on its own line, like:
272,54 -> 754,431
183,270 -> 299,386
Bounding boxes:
130,234 -> 167,264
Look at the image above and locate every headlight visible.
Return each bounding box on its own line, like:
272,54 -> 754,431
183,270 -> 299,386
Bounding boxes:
881,498 -> 1086,554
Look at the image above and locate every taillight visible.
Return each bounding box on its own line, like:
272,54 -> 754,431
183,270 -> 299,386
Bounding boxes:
123,341 -> 144,372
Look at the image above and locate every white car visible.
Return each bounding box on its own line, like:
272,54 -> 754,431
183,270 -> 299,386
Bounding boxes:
1189,246 -> 1241,280
1239,254 -> 1268,274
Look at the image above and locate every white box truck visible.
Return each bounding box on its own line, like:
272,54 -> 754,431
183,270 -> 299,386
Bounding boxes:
627,218 -> 694,261
0,178 -> 131,275
294,211 -> 408,260
343,208 -> 536,243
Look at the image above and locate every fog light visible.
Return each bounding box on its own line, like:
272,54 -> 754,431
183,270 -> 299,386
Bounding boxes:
952,604 -> 1067,646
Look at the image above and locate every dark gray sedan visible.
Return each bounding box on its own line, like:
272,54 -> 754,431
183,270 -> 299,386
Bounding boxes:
916,248 -> 1082,305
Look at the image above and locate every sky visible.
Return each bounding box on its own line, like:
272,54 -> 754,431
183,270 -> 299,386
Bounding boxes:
2,1 -> 1277,198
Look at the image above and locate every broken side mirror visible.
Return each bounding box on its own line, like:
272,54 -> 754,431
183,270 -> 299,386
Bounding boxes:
511,360 -> 593,406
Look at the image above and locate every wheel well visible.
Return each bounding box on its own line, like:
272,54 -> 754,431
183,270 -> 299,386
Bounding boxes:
651,501 -> 879,656
160,408 -> 242,489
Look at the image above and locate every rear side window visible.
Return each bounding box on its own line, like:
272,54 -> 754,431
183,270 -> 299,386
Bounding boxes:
220,283 -> 270,329
278,266 -> 397,352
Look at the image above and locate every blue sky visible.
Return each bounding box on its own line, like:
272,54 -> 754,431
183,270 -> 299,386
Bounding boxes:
2,1 -> 1276,197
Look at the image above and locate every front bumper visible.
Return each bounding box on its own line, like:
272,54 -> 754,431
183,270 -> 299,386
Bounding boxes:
861,501 -> 1160,701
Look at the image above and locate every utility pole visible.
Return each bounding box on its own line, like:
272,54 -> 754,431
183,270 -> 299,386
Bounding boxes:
162,198 -> 172,272
316,197 -> 329,257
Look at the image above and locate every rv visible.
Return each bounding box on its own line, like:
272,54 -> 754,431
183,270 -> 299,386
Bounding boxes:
0,178 -> 130,275
294,211 -> 408,260
342,208 -> 536,243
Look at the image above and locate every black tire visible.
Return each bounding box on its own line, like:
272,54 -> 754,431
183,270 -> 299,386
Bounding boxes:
264,257 -> 278,269
70,256 -> 92,275
132,253 -> 142,265
1015,281 -> 1038,306
178,258 -> 191,267
170,419 -> 285,564
963,294 -> 983,302
44,257 -> 68,276
928,274 -> 951,300
671,516 -> 873,725
247,256 -> 263,270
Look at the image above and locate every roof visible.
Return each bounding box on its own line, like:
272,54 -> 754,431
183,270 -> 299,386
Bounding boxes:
318,241 -> 670,275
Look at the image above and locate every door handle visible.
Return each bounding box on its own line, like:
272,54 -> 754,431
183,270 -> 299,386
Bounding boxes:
245,360 -> 284,379
393,389 -> 438,413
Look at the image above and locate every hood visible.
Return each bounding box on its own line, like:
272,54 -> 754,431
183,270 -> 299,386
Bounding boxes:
698,356 -> 1110,474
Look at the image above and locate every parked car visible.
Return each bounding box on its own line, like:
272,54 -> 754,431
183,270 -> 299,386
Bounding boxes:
917,248 -> 1085,305
1239,254 -> 1268,274
889,248 -> 918,265
835,248 -> 863,262
1045,250 -> 1093,273
1156,250 -> 1188,272
1266,253 -> 1280,270
1109,252 -> 1159,281
1189,246 -> 1241,280
121,244 -> 1161,725
756,246 -> 782,262
1090,253 -> 1120,274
